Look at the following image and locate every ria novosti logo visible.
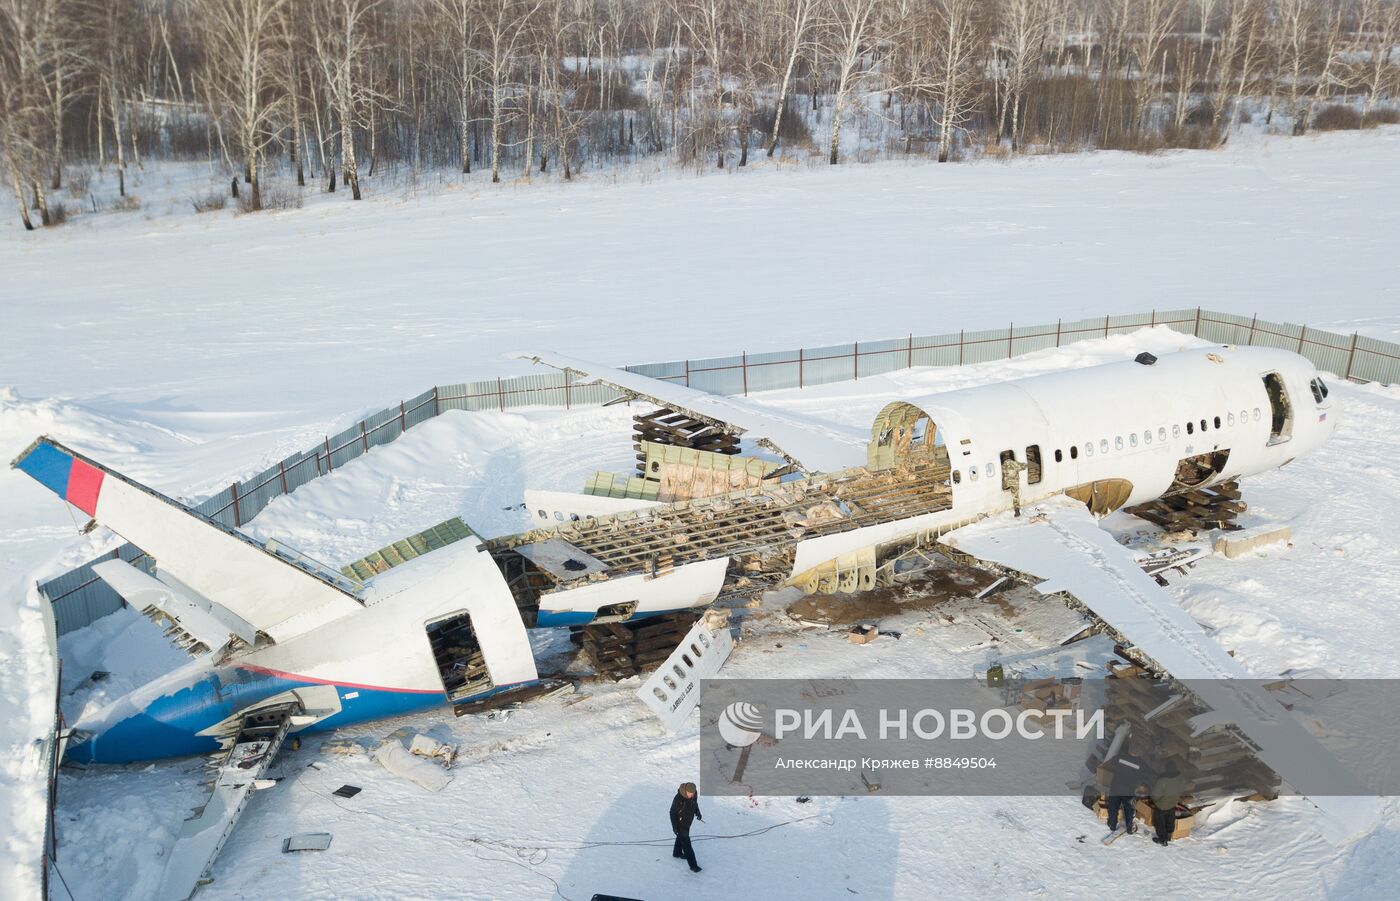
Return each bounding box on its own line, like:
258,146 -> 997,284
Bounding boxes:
717,701 -> 764,747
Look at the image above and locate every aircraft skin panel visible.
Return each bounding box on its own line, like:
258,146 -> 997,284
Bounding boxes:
943,496 -> 1378,845
515,351 -> 870,473
12,438 -> 363,643
535,556 -> 730,626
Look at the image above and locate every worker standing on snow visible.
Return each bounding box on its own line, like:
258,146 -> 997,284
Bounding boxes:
670,782 -> 704,872
1150,764 -> 1188,846
1105,751 -> 1145,836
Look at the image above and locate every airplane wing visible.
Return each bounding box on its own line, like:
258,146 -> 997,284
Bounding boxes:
12,438 -> 364,644
942,496 -> 1378,845
513,351 -> 870,474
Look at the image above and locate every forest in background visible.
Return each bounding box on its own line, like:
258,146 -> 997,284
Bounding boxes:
1,0 -> 1398,229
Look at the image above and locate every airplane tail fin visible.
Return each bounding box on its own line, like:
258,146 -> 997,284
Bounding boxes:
12,437 -> 364,643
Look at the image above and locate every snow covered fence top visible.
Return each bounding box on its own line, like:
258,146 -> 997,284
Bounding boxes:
36,308 -> 1400,635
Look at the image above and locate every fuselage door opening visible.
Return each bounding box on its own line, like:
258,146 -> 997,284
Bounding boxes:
1263,372 -> 1293,445
426,611 -> 495,703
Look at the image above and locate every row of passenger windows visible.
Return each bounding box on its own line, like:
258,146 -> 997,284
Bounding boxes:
949,406 -> 1264,485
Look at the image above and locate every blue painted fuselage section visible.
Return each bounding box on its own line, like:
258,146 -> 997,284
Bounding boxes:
69,665 -> 449,764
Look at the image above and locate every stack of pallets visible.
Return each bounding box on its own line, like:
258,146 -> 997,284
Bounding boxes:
633,409 -> 739,476
573,612 -> 698,681
1093,663 -> 1280,804
1126,480 -> 1246,532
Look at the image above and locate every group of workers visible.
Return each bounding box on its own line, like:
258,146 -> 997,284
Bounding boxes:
1104,750 -> 1191,845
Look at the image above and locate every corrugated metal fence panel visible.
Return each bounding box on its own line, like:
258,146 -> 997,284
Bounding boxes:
364,405 -> 404,449
1010,323 -> 1059,356
283,450 -> 325,495
686,354 -> 747,396
911,332 -> 964,367
801,343 -> 858,387
404,389 -> 439,427
501,372 -> 570,408
1057,316 -> 1112,343
199,486 -> 238,528
1155,308 -> 1202,335
1296,328 -> 1353,378
437,379 -> 503,412
1354,335 -> 1400,385
327,422 -> 368,469
1106,311 -> 1156,334
960,327 -> 1013,364
1196,311 -> 1254,344
1246,317 -> 1305,351
856,338 -> 909,379
745,349 -> 803,393
627,360 -> 688,383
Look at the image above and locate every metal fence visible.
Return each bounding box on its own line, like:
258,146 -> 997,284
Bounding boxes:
37,308 -> 1400,634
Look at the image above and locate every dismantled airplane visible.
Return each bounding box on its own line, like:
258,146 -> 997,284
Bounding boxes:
14,344 -> 1372,860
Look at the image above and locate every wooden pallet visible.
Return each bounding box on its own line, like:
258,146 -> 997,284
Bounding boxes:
575,612 -> 698,681
634,408 -> 739,475
1126,480 -> 1245,533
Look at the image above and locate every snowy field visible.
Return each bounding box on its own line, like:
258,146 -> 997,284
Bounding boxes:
2,127 -> 1399,899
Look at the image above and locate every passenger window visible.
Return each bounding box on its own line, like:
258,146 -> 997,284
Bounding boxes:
554,511 -> 565,520
1099,439 -> 1109,454
538,510 -> 547,519
1143,430 -> 1151,445
1085,442 -> 1094,457
1228,412 -> 1235,426
1187,422 -> 1194,435
1172,424 -> 1181,438
1310,378 -> 1329,403
1115,436 -> 1124,450
1253,408 -> 1261,421
952,470 -> 962,484
1054,449 -> 1063,463
1130,433 -> 1138,447
1201,419 -> 1208,432
1158,427 -> 1166,442
970,466 -> 979,480
1214,416 -> 1221,429
1070,446 -> 1079,460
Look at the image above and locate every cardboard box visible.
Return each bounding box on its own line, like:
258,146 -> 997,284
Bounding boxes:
848,625 -> 878,645
1134,799 -> 1194,839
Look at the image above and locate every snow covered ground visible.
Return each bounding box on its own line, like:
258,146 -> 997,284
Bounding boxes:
3,126 -> 1400,899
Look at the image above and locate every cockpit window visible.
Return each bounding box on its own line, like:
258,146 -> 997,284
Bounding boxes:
1310,377 -> 1329,404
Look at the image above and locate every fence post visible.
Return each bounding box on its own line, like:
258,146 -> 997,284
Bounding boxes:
1297,325 -> 1307,354
1104,315 -> 1110,338
853,342 -> 859,380
798,348 -> 804,389
1345,332 -> 1359,380
1055,319 -> 1062,347
1246,314 -> 1258,346
684,359 -> 691,388
498,377 -> 505,412
564,370 -> 571,409
959,330 -> 965,365
279,461 -> 288,495
230,482 -> 242,528
1194,307 -> 1202,337
742,352 -> 749,396
1008,323 -> 1014,359
1150,309 -> 1156,327
325,436 -> 333,472
399,401 -> 407,432
907,333 -> 914,369
360,421 -> 369,453
432,386 -> 440,416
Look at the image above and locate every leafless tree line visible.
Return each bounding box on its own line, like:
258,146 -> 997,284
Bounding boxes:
2,0 -> 1397,228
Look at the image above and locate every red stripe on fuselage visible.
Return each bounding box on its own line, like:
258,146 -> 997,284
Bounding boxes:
66,460 -> 105,517
237,663 -> 445,694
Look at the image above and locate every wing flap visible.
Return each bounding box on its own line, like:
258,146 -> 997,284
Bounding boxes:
943,496 -> 1377,844
514,351 -> 869,474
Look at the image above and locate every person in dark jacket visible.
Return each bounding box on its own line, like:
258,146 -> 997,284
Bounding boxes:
670,782 -> 703,872
1150,765 -> 1188,846
1106,752 -> 1145,835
